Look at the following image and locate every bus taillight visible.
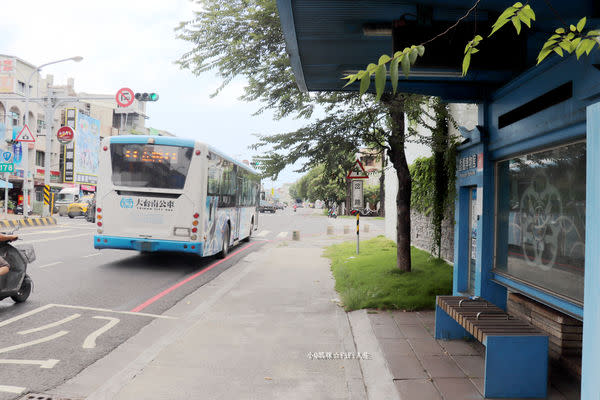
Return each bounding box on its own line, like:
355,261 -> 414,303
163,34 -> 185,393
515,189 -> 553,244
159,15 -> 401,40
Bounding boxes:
193,213 -> 199,219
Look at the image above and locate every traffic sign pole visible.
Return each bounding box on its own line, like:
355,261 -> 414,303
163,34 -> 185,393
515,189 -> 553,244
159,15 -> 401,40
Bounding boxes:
356,212 -> 360,255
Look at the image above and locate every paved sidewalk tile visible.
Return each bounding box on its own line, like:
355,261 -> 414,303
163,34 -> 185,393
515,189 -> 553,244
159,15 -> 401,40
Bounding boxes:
372,324 -> 404,339
378,338 -> 414,356
394,379 -> 442,400
453,355 -> 484,378
391,311 -> 420,325
437,340 -> 482,356
398,324 -> 432,338
367,311 -> 396,326
387,355 -> 428,380
433,377 -> 482,400
408,338 -> 444,356
419,356 -> 466,378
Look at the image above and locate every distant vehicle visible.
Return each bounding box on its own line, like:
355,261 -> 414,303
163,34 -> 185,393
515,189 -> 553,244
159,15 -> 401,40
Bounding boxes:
67,195 -> 95,218
85,197 -> 96,223
94,136 -> 260,257
56,187 -> 80,216
259,200 -> 276,213
275,202 -> 284,210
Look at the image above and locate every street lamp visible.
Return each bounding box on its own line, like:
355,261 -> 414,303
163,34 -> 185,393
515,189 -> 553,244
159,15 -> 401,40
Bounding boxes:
22,56 -> 83,217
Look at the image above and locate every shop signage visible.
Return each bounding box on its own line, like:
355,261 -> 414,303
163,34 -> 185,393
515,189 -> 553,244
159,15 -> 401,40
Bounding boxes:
0,163 -> 14,173
458,152 -> 483,178
56,126 -> 74,145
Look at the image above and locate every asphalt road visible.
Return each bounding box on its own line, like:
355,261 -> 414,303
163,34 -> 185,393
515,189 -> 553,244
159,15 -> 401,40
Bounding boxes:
0,208 -> 384,399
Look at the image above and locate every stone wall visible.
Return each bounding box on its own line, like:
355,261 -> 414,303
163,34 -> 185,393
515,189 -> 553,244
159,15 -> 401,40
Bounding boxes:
410,209 -> 455,263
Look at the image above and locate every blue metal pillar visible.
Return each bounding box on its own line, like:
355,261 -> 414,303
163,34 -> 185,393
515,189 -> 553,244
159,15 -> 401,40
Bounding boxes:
582,101 -> 600,398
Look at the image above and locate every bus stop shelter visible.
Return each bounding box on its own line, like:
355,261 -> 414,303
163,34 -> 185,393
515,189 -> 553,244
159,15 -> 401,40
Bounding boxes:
277,0 -> 600,397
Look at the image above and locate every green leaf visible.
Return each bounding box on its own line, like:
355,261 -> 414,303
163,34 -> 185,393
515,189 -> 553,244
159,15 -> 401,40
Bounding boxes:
359,72 -> 371,95
417,45 -> 425,56
518,12 -> 531,28
378,54 -> 391,65
558,41 -> 572,53
542,40 -> 557,49
489,7 -> 516,37
570,24 -> 577,32
374,64 -> 386,101
567,32 -> 575,40
585,39 -> 597,55
366,63 -> 377,73
556,28 -> 565,34
577,17 -> 586,32
513,2 -> 523,7
462,52 -> 471,76
576,41 -> 587,59
342,74 -> 358,88
409,47 -> 418,64
401,54 -> 410,77
521,5 -> 536,21
554,46 -> 564,57
537,48 -> 553,64
511,16 -> 522,34
470,48 -> 479,54
588,30 -> 600,37
390,57 -> 399,94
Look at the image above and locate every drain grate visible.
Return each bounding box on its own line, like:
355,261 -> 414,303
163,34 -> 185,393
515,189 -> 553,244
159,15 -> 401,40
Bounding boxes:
18,393 -> 82,400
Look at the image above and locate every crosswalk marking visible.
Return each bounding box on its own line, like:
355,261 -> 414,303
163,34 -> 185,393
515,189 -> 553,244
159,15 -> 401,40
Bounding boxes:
276,231 -> 288,238
255,230 -> 270,237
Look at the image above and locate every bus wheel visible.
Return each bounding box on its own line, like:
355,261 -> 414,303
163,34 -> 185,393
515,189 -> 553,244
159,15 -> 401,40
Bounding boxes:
219,225 -> 230,259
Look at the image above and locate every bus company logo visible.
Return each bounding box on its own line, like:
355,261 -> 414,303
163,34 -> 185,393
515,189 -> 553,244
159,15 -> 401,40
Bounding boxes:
135,198 -> 175,211
120,197 -> 134,208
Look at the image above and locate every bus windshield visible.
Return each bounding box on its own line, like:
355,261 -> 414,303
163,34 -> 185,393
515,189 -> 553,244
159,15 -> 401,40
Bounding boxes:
110,143 -> 193,189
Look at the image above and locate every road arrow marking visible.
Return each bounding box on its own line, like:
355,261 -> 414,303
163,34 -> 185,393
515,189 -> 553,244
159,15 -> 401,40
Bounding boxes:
18,314 -> 81,335
82,317 -> 120,349
255,230 -> 270,237
83,253 -> 102,258
0,331 -> 69,354
0,304 -> 54,329
0,359 -> 59,369
0,385 -> 25,394
276,231 -> 288,238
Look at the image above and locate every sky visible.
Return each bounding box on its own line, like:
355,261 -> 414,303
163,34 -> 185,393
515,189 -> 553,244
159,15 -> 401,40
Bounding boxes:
0,0 -> 310,188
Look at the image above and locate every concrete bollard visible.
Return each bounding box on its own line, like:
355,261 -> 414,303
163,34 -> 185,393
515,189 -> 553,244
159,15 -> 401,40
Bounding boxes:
343,226 -> 350,234
292,230 -> 300,241
364,224 -> 370,233
327,225 -> 334,235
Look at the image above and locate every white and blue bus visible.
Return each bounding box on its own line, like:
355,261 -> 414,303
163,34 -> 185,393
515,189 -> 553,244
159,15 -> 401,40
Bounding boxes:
94,135 -> 260,257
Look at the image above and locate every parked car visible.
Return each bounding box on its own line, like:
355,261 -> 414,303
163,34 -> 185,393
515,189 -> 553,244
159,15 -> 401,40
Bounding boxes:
258,200 -> 276,213
67,195 -> 95,218
275,202 -> 284,210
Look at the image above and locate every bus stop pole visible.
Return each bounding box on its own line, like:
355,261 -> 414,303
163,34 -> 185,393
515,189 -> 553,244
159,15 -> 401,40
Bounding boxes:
356,212 -> 359,255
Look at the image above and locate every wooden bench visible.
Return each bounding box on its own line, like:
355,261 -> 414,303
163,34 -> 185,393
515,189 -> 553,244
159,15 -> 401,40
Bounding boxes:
435,296 -> 549,398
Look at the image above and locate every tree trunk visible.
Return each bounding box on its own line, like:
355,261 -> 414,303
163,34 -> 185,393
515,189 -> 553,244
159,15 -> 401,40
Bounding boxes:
384,95 -> 411,272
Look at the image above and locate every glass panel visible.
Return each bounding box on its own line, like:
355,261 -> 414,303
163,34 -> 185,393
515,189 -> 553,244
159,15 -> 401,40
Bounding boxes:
110,143 -> 192,189
495,141 -> 586,302
469,188 -> 477,295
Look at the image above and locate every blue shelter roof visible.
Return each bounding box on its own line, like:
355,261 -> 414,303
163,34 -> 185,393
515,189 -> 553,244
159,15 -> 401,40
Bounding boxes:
277,0 -> 599,101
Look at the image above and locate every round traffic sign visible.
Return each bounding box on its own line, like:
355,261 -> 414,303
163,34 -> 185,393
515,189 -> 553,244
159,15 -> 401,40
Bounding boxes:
115,87 -> 135,107
57,126 -> 74,145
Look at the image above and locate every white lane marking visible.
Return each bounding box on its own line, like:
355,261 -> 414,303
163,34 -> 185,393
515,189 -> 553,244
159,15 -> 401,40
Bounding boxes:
51,304 -> 177,320
0,359 -> 59,369
82,317 -> 120,349
38,261 -> 63,269
0,331 -> 69,354
255,230 -> 270,237
0,385 -> 25,394
276,231 -> 288,238
18,229 -> 70,236
0,304 -> 54,329
83,253 -> 102,258
20,232 -> 90,244
18,314 -> 81,335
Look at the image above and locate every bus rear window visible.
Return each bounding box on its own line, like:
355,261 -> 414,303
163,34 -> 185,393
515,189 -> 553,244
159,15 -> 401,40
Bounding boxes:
110,143 -> 193,189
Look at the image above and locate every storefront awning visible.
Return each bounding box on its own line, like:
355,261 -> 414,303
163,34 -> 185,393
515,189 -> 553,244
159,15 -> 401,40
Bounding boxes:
0,179 -> 13,189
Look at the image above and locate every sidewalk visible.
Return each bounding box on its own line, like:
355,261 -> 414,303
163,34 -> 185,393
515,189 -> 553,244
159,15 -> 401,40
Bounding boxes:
53,225 -> 385,400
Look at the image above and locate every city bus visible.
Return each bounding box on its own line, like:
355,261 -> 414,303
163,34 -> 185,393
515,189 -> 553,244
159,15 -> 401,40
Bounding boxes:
94,135 -> 260,257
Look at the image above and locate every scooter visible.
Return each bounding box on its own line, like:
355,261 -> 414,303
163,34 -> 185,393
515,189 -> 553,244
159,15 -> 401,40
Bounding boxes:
328,208 -> 337,219
0,227 -> 35,303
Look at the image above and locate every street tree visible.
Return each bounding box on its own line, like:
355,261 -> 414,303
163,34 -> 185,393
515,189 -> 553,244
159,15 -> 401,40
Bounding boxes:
177,0 -> 437,272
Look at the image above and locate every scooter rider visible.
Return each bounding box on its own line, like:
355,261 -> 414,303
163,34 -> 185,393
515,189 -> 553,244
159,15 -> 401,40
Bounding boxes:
0,233 -> 18,276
